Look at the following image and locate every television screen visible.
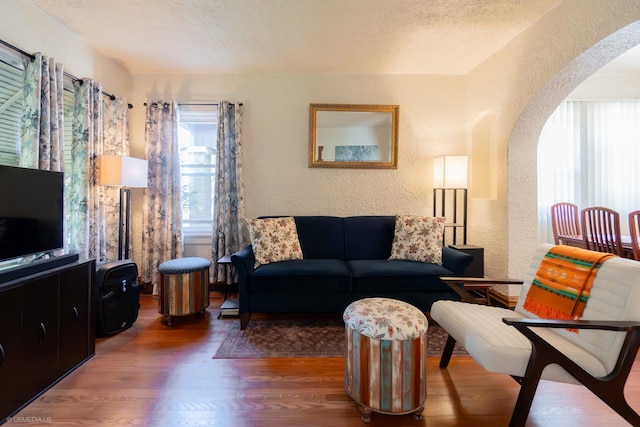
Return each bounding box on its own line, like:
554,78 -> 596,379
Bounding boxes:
0,165 -> 64,262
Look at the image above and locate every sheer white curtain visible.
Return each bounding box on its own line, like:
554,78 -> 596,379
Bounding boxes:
538,100 -> 640,241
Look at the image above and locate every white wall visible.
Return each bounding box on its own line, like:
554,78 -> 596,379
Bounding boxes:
1,1 -> 132,95
4,0 -> 640,280
467,0 -> 640,278
567,73 -> 640,99
128,74 -> 466,263
128,2 -> 640,277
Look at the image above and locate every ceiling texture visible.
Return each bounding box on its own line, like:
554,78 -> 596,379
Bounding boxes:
30,0 -> 572,75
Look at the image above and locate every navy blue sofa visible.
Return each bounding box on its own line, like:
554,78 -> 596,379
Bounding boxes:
231,216 -> 473,329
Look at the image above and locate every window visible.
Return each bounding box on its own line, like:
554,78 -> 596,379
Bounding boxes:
0,47 -> 24,166
0,47 -> 75,169
538,100 -> 640,241
177,104 -> 218,237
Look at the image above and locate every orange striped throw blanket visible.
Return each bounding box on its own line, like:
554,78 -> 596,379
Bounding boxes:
523,245 -> 615,323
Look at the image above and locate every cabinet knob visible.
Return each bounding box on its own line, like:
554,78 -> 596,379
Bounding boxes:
39,322 -> 47,345
72,307 -> 79,326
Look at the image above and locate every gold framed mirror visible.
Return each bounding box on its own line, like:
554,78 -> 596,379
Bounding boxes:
309,104 -> 399,169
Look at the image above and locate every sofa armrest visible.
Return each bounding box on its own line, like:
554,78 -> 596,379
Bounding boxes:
230,245 -> 255,311
230,245 -> 254,274
442,246 -> 473,276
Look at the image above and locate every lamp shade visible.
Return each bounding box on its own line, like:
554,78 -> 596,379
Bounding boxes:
99,155 -> 148,188
433,155 -> 468,189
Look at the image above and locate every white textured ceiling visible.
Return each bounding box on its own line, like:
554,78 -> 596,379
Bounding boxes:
29,0 -> 566,75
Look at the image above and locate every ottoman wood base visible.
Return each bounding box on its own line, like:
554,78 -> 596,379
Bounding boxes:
343,298 -> 428,423
158,257 -> 211,325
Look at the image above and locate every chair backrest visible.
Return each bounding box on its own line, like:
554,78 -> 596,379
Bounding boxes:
630,210 -> 640,261
580,206 -> 624,256
550,202 -> 580,244
515,244 -> 640,376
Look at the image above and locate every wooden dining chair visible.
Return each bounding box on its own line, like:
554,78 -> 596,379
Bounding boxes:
629,210 -> 640,261
581,206 -> 625,256
550,202 -> 580,245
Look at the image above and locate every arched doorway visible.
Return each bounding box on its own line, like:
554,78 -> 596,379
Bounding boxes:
507,21 -> 640,276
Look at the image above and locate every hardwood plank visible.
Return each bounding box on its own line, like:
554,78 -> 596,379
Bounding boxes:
6,293 -> 640,426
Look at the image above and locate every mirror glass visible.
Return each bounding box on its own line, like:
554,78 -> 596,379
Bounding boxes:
309,104 -> 399,169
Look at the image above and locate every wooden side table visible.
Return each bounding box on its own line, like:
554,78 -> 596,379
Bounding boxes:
439,276 -> 522,307
216,255 -> 239,318
449,245 -> 484,277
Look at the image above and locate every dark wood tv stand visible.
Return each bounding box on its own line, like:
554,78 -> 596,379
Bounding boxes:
0,259 -> 96,422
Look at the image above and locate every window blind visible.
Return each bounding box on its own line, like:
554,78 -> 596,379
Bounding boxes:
0,55 -> 23,166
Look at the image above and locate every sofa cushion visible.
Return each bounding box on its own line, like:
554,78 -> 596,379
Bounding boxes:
294,216 -> 345,259
246,217 -> 303,267
250,259 -> 352,292
344,216 -> 396,260
347,259 -> 453,292
388,215 -> 445,265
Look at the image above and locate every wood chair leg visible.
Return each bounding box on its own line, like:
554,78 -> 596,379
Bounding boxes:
439,335 -> 457,368
509,348 -> 544,427
601,390 -> 640,426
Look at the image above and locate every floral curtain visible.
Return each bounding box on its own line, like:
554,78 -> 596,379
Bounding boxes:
103,96 -> 131,259
212,101 -> 246,283
20,52 -> 64,171
67,79 -> 103,260
142,100 -> 183,289
67,80 -> 129,261
18,51 -> 128,262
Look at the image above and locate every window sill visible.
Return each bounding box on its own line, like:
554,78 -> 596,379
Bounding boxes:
184,234 -> 212,245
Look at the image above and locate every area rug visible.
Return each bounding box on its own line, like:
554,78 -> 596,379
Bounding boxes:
213,318 -> 468,359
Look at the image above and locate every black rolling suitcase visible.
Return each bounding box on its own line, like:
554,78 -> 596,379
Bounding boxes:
96,260 -> 140,336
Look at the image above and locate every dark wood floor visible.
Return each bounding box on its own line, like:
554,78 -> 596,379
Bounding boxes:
7,293 -> 640,426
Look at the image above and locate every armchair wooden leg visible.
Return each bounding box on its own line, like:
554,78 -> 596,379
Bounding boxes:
439,335 -> 457,368
509,362 -> 544,427
603,391 -> 640,426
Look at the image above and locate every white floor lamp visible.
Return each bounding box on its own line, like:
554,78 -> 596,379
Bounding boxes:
99,155 -> 148,260
433,155 -> 468,245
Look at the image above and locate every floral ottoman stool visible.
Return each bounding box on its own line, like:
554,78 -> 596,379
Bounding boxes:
158,257 -> 211,325
343,297 -> 428,423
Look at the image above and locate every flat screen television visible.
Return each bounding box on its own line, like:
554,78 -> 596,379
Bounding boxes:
0,165 -> 64,263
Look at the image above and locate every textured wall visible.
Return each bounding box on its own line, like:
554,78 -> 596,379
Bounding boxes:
466,0 -> 640,278
1,1 -> 132,95
5,1 -> 640,279
127,1 -> 640,276
129,74 -> 466,217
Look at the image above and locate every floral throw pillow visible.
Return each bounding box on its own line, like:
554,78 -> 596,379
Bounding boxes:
388,215 -> 445,265
246,217 -> 303,268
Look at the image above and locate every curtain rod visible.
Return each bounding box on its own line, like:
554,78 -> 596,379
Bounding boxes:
0,39 -> 35,61
1,38 -> 132,109
144,102 -> 244,107
176,102 -> 244,106
63,71 -> 132,109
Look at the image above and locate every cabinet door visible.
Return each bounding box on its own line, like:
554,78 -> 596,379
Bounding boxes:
22,275 -> 60,392
59,262 -> 94,374
0,285 -> 26,420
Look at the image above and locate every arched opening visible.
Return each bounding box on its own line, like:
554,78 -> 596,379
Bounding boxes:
507,21 -> 640,276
